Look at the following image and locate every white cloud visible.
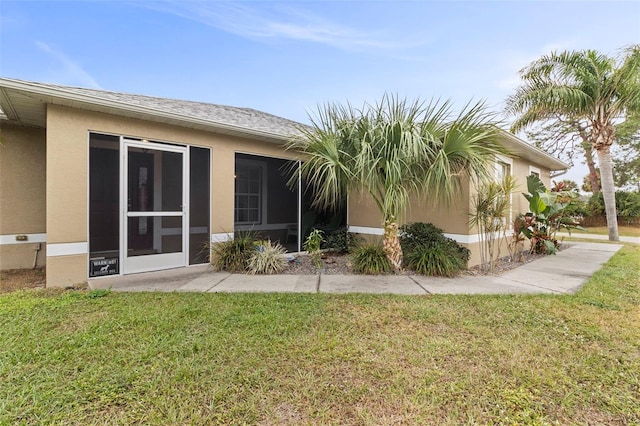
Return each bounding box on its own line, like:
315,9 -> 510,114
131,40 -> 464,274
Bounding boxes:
138,1 -> 422,51
35,41 -> 101,89
494,40 -> 577,92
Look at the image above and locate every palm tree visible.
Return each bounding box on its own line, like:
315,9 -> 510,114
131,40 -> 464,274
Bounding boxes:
287,95 -> 506,270
506,45 -> 640,241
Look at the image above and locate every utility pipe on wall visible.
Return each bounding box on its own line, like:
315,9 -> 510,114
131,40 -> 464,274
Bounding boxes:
33,243 -> 41,269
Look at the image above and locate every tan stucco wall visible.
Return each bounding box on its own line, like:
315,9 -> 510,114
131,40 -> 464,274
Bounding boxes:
0,123 -> 47,234
0,123 -> 47,269
45,105 -> 299,286
0,245 -> 46,270
347,178 -> 473,235
46,254 -> 87,287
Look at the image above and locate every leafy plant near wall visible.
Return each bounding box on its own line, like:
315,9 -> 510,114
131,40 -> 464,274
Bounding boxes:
404,245 -> 465,277
303,228 -> 324,269
210,231 -> 258,272
399,222 -> 470,276
469,175 -> 517,272
517,175 -> 583,255
322,227 -> 362,253
351,244 -> 392,275
247,241 -> 288,275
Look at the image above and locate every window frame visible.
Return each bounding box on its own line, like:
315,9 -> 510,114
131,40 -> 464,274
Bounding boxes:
234,158 -> 267,226
495,155 -> 514,229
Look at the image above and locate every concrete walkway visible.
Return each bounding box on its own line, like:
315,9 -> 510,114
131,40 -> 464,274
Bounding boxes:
89,242 -> 624,295
557,232 -> 640,244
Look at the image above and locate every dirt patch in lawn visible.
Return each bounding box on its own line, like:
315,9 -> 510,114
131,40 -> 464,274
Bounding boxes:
0,268 -> 46,293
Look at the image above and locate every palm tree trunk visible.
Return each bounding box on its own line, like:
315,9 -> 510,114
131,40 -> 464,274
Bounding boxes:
382,218 -> 403,270
596,147 -> 619,241
581,140 -> 600,194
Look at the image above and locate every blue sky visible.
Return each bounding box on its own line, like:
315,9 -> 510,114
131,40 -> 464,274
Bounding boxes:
1,0 -> 639,182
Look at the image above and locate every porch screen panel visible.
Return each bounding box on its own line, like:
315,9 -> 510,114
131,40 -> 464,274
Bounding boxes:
189,146 -> 210,264
89,133 -> 120,276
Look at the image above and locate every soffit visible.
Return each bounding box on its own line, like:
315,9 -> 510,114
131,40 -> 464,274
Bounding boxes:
497,130 -> 569,171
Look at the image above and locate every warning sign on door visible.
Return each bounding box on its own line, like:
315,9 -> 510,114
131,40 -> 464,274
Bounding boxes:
89,257 -> 119,277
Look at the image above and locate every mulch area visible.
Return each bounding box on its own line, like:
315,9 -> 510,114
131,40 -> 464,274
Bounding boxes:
0,268 -> 46,293
282,249 -> 552,276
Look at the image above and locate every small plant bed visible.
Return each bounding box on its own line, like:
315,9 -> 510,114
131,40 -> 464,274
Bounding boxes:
0,268 -> 45,293
466,251 -> 548,276
283,252 -> 355,275
282,248 -> 557,276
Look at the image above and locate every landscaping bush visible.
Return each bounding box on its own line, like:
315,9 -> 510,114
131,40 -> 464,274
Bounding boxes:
304,228 -> 324,269
322,226 -> 361,253
399,222 -> 470,276
351,244 -> 392,275
404,245 -> 467,277
586,191 -> 640,225
210,232 -> 258,272
247,241 -> 288,275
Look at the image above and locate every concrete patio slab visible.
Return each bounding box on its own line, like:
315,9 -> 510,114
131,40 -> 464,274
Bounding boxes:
87,242 -> 625,296
410,275 -> 558,295
319,274 -> 426,294
209,274 -> 318,293
176,272 -> 232,292
557,233 -> 640,244
89,264 -> 213,291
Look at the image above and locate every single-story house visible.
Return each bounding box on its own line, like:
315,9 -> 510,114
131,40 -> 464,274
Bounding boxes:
0,78 -> 569,287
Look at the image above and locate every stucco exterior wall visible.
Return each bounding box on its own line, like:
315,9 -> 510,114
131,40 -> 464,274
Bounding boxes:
45,105 -> 299,287
0,123 -> 47,269
347,179 -> 472,236
346,154 -> 554,268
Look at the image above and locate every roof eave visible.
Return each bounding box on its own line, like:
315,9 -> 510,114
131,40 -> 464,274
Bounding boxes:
0,78 -> 295,144
497,129 -> 570,171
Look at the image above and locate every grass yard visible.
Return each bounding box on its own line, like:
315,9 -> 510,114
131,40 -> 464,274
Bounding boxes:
1,246 -> 639,425
581,225 -> 640,237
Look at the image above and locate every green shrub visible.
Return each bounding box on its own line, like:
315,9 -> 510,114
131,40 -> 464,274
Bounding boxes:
586,191 -> 640,222
322,227 -> 362,253
404,245 -> 467,277
247,241 -> 288,275
304,229 -> 324,269
399,222 -> 470,265
351,245 -> 392,275
210,232 -> 258,272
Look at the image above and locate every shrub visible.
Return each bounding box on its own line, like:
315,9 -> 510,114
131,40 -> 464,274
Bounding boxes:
304,229 -> 324,269
517,175 -> 583,255
247,241 -> 288,274
400,222 -> 470,263
351,244 -> 392,275
404,245 -> 467,277
322,226 -> 362,253
586,191 -> 640,224
210,231 -> 257,272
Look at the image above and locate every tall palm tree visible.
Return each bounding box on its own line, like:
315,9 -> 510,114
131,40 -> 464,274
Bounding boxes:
287,95 -> 506,270
506,46 -> 640,241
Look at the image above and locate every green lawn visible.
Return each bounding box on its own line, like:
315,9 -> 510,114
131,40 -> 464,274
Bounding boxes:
581,225 -> 640,237
1,247 -> 639,425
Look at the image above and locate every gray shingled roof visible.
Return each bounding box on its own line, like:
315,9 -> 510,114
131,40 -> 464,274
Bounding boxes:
1,78 -> 305,139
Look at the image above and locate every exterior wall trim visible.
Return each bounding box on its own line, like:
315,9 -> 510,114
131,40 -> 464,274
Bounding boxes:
47,242 -> 88,257
211,232 -> 233,243
348,225 -> 385,236
348,225 -> 514,245
0,233 -> 47,245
